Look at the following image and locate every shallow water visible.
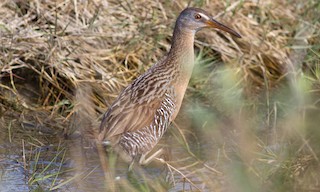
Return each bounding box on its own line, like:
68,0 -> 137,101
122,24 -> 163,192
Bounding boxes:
0,129 -> 69,191
0,155 -> 29,192
0,115 -> 226,192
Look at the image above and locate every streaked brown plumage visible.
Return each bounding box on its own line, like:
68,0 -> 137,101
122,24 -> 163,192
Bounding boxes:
98,7 -> 241,164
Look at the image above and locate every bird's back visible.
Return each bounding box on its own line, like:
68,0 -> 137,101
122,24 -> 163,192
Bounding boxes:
98,60 -> 177,160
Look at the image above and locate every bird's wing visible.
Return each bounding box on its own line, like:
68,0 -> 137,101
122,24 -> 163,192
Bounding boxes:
98,68 -> 175,141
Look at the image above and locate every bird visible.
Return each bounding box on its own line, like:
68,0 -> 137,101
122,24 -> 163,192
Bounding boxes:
97,7 -> 241,165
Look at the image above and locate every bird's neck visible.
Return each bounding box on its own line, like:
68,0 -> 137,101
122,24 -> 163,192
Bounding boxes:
168,26 -> 195,74
169,26 -> 195,61
167,26 -> 196,120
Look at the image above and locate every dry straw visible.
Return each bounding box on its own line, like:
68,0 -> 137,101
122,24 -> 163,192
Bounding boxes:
0,0 -> 307,114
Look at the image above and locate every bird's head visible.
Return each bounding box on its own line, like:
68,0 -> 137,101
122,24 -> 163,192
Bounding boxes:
177,7 -> 241,38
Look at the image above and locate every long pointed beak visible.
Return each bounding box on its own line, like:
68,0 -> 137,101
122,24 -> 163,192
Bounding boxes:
206,18 -> 241,38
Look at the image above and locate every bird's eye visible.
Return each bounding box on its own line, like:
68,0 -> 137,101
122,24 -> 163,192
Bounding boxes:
194,14 -> 201,20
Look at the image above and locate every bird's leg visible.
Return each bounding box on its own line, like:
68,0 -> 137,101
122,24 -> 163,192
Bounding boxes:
127,148 -> 164,171
128,158 -> 135,172
139,148 -> 164,165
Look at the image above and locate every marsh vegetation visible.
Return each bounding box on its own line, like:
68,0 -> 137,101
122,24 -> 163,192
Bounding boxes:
0,0 -> 320,191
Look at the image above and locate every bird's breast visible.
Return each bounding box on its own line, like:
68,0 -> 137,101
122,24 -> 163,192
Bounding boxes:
171,53 -> 194,120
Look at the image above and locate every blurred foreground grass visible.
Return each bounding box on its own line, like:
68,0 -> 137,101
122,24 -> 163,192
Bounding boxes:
0,0 -> 320,191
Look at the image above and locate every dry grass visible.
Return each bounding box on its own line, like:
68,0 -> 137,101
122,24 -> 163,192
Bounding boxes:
0,0 -> 305,113
0,0 -> 320,191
